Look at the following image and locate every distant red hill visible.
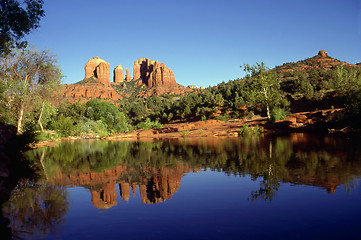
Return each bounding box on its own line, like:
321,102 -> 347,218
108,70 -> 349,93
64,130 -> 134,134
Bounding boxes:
274,50 -> 359,74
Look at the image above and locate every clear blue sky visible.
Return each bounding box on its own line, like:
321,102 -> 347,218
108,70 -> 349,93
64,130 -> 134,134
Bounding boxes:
26,0 -> 361,87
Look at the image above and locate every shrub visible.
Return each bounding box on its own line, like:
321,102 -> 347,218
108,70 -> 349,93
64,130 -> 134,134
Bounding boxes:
136,118 -> 162,130
270,108 -> 290,122
238,124 -> 263,136
180,130 -> 190,136
75,119 -> 108,136
50,114 -> 75,137
215,113 -> 231,122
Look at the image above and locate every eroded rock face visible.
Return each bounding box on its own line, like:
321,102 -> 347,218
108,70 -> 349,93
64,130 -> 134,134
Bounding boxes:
85,57 -> 105,79
148,62 -> 176,88
133,58 -> 177,87
125,68 -> 132,82
114,64 -> 124,83
95,61 -> 111,85
318,50 -> 328,58
61,82 -> 122,103
84,57 -> 110,85
133,58 -> 155,80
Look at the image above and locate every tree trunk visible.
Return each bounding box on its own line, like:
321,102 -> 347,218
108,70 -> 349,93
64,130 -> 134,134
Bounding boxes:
16,102 -> 24,134
263,87 -> 271,119
38,102 -> 45,132
266,104 -> 271,120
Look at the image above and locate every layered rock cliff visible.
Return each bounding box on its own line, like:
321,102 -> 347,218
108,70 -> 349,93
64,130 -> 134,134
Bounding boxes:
133,58 -> 177,87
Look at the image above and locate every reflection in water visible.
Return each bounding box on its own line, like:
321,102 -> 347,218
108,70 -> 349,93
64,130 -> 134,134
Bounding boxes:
2,180 -> 68,239
2,133 -> 361,238
26,134 -> 361,205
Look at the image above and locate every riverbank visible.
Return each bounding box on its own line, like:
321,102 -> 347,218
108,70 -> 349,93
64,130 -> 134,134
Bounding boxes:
30,107 -> 353,148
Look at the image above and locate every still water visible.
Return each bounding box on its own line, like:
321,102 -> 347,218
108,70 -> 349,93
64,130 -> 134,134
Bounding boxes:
2,134 -> 361,239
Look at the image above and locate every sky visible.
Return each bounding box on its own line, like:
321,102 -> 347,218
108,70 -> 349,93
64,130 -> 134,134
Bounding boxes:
26,0 -> 361,87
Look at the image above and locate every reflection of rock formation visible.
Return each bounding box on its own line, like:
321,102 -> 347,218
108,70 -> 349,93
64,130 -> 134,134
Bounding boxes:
119,183 -> 130,202
51,165 -> 191,208
91,182 -> 117,209
123,166 -> 185,204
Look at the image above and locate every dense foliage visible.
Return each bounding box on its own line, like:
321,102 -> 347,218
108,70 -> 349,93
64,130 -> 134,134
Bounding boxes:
0,0 -> 45,55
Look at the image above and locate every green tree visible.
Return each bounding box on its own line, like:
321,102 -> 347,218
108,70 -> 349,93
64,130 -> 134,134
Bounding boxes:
242,63 -> 287,119
0,47 -> 62,134
0,0 -> 45,55
85,99 -> 130,133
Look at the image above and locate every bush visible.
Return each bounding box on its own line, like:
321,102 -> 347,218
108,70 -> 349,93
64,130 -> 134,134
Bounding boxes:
50,114 -> 75,137
75,119 -> 108,136
85,99 -> 130,133
215,113 -> 231,122
238,124 -> 263,136
136,118 -> 162,130
270,108 -> 290,122
180,130 -> 190,136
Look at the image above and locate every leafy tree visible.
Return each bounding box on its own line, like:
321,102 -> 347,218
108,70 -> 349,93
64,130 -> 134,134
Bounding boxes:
0,0 -> 45,55
85,99 -> 130,133
50,114 -> 75,137
56,100 -> 86,124
242,63 -> 288,119
0,47 -> 62,134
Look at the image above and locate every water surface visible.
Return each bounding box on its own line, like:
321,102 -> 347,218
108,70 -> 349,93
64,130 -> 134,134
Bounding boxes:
2,134 -> 361,239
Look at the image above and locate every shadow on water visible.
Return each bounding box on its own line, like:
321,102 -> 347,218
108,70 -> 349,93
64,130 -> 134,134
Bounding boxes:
2,133 -> 361,238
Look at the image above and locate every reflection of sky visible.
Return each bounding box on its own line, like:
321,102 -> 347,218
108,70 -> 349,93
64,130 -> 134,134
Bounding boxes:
44,171 -> 361,240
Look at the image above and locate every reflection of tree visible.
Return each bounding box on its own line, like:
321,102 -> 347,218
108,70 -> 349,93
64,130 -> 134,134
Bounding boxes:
249,178 -> 280,202
2,179 -> 68,239
24,134 -> 361,204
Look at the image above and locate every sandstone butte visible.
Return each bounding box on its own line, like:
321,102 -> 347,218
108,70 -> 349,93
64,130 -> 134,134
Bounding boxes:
59,56 -> 193,104
133,58 -> 177,87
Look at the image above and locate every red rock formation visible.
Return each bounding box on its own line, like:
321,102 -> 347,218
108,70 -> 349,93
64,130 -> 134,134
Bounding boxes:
113,64 -> 124,83
84,57 -> 110,85
148,62 -> 176,87
133,58 -> 154,80
60,82 -> 122,103
125,68 -> 132,82
133,58 -> 177,87
84,57 -> 105,79
95,61 -> 111,85
318,50 -> 328,57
